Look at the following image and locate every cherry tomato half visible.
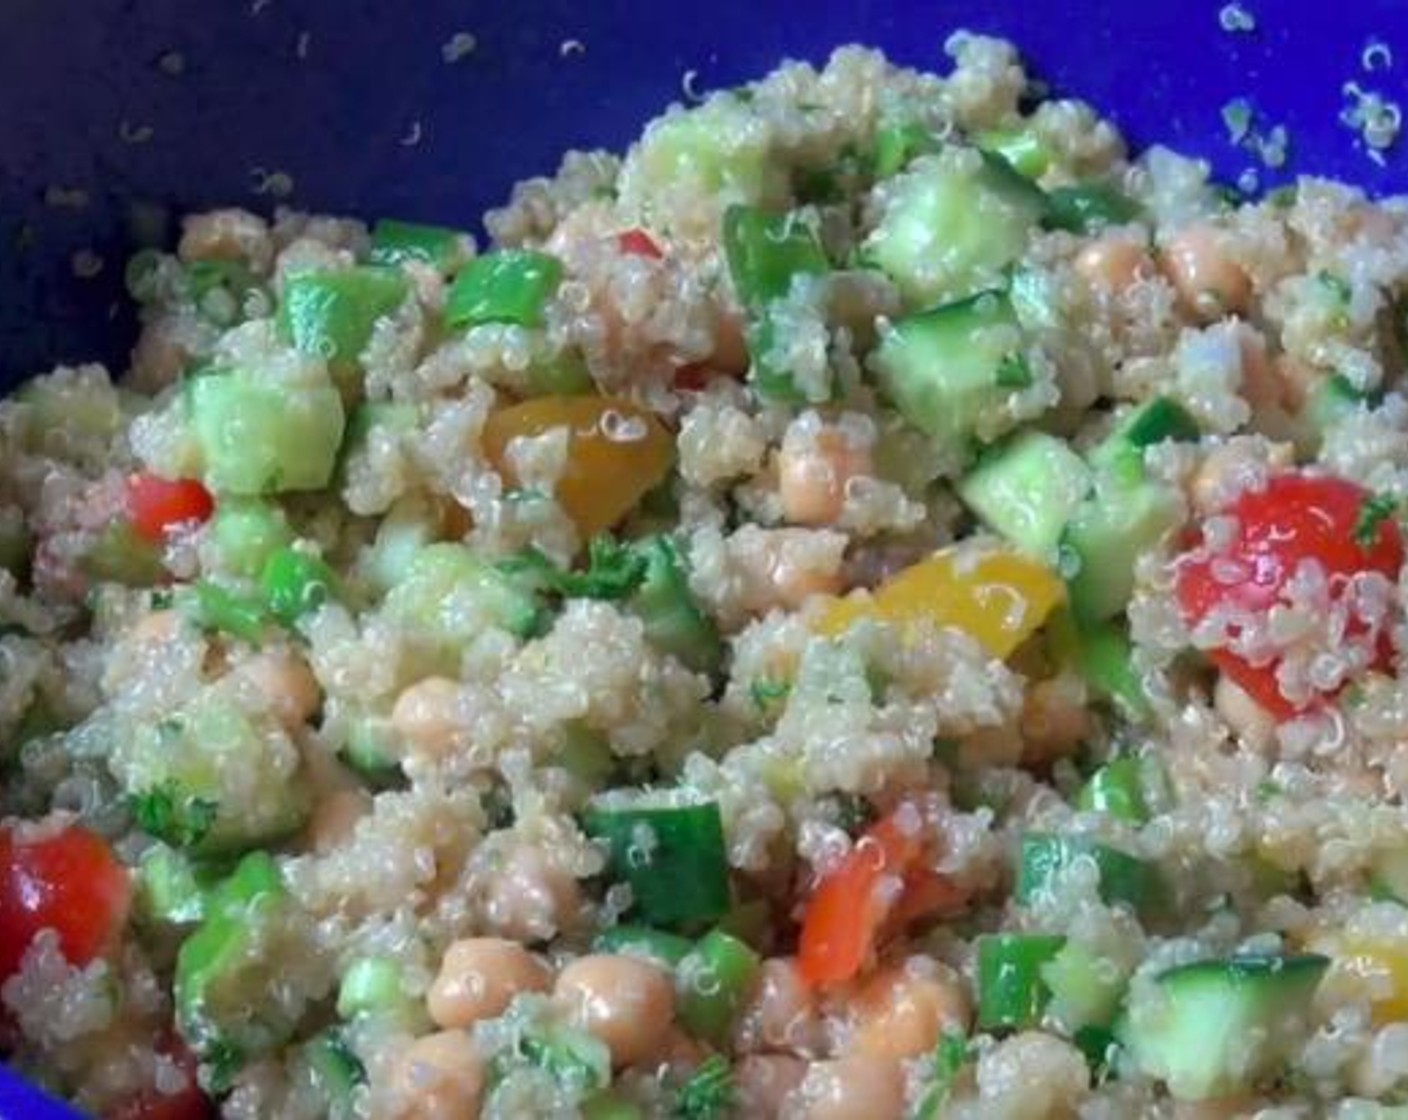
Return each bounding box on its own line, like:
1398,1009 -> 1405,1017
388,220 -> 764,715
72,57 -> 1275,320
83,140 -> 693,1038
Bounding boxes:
0,825 -> 130,980
1175,473 -> 1404,719
126,475 -> 215,542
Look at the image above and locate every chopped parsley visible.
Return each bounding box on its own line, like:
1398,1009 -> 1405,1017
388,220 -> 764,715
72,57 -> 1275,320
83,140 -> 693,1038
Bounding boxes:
674,1055 -> 734,1120
129,782 -> 219,848
499,535 -> 648,601
913,1032 -> 970,1119
749,677 -> 792,712
1354,493 -> 1399,547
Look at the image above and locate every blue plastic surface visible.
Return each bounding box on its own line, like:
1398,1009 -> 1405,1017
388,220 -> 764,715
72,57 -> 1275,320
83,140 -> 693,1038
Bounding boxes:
0,0 -> 1406,1113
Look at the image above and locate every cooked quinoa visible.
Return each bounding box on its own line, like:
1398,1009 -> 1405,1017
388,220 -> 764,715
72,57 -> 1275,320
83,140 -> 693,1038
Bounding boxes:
3,33 -> 1408,1120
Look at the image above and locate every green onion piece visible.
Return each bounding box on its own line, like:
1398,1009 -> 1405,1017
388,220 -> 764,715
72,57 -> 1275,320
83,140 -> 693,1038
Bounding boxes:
676,930 -> 762,1046
722,205 -> 829,311
592,925 -> 694,967
582,800 -> 731,932
278,266 -> 410,368
974,127 -> 1052,179
445,249 -> 563,329
369,218 -> 470,270
1041,184 -> 1142,234
1077,758 -> 1150,824
188,581 -> 270,644
976,933 -> 1067,1030
1015,833 -> 1161,917
260,547 -> 340,626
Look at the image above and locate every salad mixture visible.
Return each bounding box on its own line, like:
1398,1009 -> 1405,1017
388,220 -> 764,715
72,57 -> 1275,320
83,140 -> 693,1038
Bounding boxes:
3,33 -> 1408,1120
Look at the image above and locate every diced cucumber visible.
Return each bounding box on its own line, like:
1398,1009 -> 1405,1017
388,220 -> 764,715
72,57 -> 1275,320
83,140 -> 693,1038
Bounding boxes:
627,536 -> 724,677
1041,184 -> 1142,234
1016,833 -> 1161,917
1040,940 -> 1128,1029
302,1029 -> 366,1120
188,367 -> 345,495
871,121 -> 942,179
1121,954 -> 1329,1100
1045,610 -> 1152,721
359,495 -> 439,597
974,126 -> 1053,179
112,695 -> 309,856
869,290 -> 1031,459
863,148 -> 1047,306
1087,397 -> 1201,473
134,844 -> 213,928
206,499 -> 293,580
1060,463 -> 1183,625
278,266 -> 410,370
957,430 -> 1092,560
175,853 -> 295,1082
382,544 -> 545,666
337,956 -> 423,1027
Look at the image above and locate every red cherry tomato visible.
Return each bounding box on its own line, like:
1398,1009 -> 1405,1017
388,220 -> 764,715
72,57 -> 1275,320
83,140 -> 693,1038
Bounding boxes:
0,825 -> 131,980
616,228 -> 664,259
798,803 -> 955,987
1175,473 -> 1404,719
106,1038 -> 213,1120
125,475 -> 215,542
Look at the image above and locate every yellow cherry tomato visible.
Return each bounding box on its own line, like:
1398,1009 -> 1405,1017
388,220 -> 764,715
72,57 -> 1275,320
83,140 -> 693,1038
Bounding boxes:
481,395 -> 674,539
816,544 -> 1065,659
1316,932 -> 1408,1024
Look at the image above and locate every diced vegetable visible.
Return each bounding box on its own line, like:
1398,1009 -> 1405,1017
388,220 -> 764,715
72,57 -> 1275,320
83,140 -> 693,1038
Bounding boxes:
186,581 -> 270,644
957,431 -> 1092,560
1076,758 -> 1150,824
673,1054 -> 735,1120
187,366 -> 345,495
445,249 -> 562,329
125,474 -> 214,542
278,266 -> 410,369
0,824 -> 130,980
722,205 -> 829,310
974,126 -> 1053,179
1086,396 -> 1200,473
341,718 -> 402,788
1041,184 -> 1142,234
1045,610 -> 1152,720
369,218 -> 470,270
627,536 -> 724,676
383,543 -> 545,666
1040,939 -> 1128,1028
1016,833 -> 1161,917
134,845 -> 211,929
500,535 -> 648,602
617,228 -> 664,258
481,396 -> 674,539
302,1030 -> 365,1120
1121,954 -> 1329,1100
816,544 -> 1065,661
207,499 -> 293,580
863,149 -> 1046,306
871,121 -> 942,179
1175,473 -> 1404,719
337,956 -> 414,1021
675,930 -> 762,1045
869,290 -> 1033,459
976,933 -> 1067,1030
1301,373 -> 1369,442
911,1032 -> 969,1120
592,925 -> 694,967
260,546 -> 341,626
583,799 -> 731,932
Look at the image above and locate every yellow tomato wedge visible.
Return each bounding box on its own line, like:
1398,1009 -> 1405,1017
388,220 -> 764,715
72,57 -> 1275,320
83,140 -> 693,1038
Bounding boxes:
481,395 -> 674,539
815,545 -> 1065,659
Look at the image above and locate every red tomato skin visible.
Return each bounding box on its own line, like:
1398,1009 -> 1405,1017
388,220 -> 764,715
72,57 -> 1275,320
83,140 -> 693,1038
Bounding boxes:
125,475 -> 215,542
1175,473 -> 1405,718
0,826 -> 131,980
616,228 -> 664,259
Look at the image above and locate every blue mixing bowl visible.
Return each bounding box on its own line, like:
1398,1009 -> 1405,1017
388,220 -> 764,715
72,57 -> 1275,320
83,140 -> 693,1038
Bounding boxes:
0,1 -> 1406,1114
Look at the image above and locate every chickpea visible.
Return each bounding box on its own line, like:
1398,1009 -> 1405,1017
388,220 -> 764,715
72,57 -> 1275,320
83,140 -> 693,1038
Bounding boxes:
306,788 -> 370,854
427,938 -> 551,1030
1160,226 -> 1252,322
553,953 -> 676,1068
785,1057 -> 905,1120
1213,675 -> 1276,753
737,957 -> 824,1056
1074,235 -> 1153,295
390,677 -> 465,763
236,649 -> 321,729
482,844 -> 581,942
130,609 -> 182,647
386,1030 -> 486,1120
737,1054 -> 807,1118
846,961 -> 970,1061
778,427 -> 874,527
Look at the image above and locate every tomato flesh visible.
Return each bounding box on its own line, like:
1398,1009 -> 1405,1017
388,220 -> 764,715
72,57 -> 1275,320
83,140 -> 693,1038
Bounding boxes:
617,228 -> 664,259
1175,473 -> 1404,719
126,475 -> 215,542
0,825 -> 130,980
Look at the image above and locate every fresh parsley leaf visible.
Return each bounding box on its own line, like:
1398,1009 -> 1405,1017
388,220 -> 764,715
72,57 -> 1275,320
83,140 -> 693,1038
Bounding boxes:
204,1037 -> 245,1095
500,536 -> 648,601
1354,493 -> 1399,547
674,1055 -> 734,1120
913,1031 -> 969,1119
130,782 -> 219,848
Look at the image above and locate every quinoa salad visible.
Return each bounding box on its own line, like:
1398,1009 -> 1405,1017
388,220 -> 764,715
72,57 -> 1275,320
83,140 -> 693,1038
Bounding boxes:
4,33 -> 1408,1120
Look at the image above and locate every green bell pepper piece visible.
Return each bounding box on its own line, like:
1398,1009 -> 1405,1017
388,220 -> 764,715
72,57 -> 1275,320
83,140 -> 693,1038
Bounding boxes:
260,546 -> 340,626
977,933 -> 1067,1030
369,218 -> 470,270
722,205 -> 828,311
445,249 -> 563,329
279,266 -> 410,369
